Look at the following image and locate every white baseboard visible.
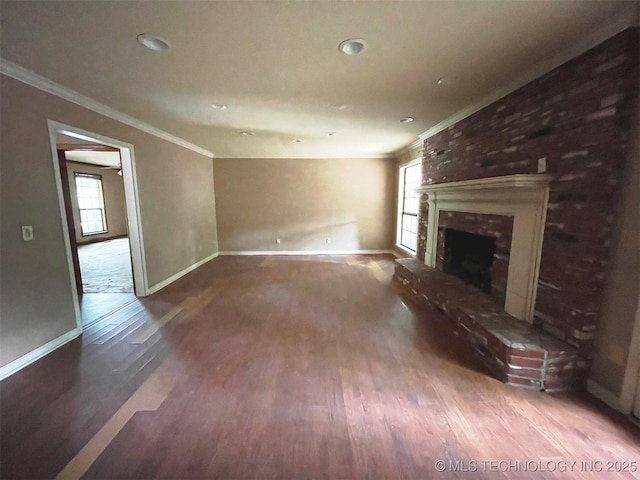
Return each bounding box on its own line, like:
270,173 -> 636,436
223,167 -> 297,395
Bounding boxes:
0,327 -> 81,381
147,252 -> 219,295
587,379 -> 622,411
218,249 -> 396,256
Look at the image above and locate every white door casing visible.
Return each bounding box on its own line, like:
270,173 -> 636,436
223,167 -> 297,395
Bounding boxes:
48,120 -> 149,333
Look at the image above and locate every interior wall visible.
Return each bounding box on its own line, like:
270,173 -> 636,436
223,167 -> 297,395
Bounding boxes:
65,161 -> 128,244
416,28 -> 639,373
0,74 -> 218,370
213,158 -> 395,252
589,99 -> 640,396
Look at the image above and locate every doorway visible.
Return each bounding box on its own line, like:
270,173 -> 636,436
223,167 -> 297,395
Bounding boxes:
48,121 -> 148,330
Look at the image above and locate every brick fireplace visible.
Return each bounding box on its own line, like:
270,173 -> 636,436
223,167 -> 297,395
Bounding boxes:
420,28 -> 638,358
396,27 -> 639,389
391,174 -> 583,390
417,174 -> 551,323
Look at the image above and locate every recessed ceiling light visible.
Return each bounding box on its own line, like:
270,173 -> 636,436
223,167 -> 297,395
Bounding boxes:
137,33 -> 171,52
338,38 -> 368,56
400,117 -> 414,123
240,131 -> 253,136
211,103 -> 227,110
293,139 -> 303,143
332,104 -> 348,111
327,132 -> 337,137
437,75 -> 459,86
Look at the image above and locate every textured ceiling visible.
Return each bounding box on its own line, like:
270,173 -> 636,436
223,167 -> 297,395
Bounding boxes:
1,0 -> 638,159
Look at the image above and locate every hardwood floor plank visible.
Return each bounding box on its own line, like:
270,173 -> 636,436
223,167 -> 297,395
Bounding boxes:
1,255 -> 639,480
80,293 -> 137,327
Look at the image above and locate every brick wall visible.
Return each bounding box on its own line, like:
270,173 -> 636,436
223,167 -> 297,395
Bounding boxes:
416,195 -> 428,261
418,28 -> 639,361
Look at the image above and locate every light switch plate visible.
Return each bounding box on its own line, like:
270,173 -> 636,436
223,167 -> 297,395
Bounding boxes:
537,157 -> 547,173
21,225 -> 34,241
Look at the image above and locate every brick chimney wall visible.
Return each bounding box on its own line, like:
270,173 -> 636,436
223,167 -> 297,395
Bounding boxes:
417,28 -> 639,362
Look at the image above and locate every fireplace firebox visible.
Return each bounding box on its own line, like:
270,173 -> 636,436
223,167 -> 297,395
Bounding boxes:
443,229 -> 495,294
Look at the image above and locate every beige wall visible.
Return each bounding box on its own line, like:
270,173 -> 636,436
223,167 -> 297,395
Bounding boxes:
0,74 -> 218,369
589,100 -> 640,396
213,158 -> 395,252
66,161 -> 128,244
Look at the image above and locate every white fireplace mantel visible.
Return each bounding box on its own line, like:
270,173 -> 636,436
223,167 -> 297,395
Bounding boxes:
415,174 -> 552,322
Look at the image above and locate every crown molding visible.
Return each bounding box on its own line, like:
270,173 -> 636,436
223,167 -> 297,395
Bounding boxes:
0,58 -> 214,158
415,7 -> 638,142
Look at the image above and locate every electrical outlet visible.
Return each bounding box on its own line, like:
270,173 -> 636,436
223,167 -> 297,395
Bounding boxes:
276,238 -> 281,244
537,157 -> 547,173
326,237 -> 331,244
21,225 -> 34,241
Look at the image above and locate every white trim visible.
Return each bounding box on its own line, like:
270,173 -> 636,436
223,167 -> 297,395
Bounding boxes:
398,156 -> 422,169
394,244 -> 416,258
0,328 -> 81,381
587,379 -> 622,411
1,58 -> 214,158
218,249 -> 395,256
146,252 -> 219,295
48,121 -> 149,298
47,124 -> 84,331
416,174 -> 553,193
413,8 -> 638,142
417,174 -> 551,322
397,160 -> 422,250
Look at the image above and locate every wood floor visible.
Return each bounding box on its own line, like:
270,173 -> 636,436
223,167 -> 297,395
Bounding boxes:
78,237 -> 134,293
1,255 -> 638,479
80,292 -> 137,327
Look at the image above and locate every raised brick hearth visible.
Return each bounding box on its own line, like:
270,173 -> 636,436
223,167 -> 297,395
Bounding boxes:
394,258 -> 579,391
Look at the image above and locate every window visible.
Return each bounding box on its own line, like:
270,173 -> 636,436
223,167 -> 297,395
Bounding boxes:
74,173 -> 107,236
397,161 -> 421,252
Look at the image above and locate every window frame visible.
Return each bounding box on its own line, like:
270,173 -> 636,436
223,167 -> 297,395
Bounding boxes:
396,159 -> 422,254
74,172 -> 108,236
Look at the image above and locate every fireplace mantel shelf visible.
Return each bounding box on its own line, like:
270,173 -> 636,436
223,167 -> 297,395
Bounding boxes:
415,174 -> 552,194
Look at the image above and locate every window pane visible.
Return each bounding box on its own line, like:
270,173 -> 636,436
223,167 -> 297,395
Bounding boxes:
75,174 -> 107,235
398,162 -> 421,252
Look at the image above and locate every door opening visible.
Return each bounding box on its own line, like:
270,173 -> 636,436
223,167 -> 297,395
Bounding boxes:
48,121 -> 148,330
